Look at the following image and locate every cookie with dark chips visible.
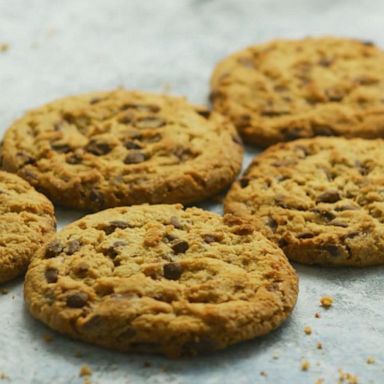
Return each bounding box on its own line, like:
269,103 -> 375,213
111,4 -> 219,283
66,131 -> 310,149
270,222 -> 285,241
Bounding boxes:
1,89 -> 243,210
211,37 -> 384,146
0,171 -> 55,283
225,137 -> 384,266
24,204 -> 298,357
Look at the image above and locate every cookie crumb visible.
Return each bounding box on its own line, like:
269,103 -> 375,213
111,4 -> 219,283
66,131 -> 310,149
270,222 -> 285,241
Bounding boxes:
272,351 -> 280,360
320,295 -> 333,308
301,359 -> 310,371
315,312 -> 321,318
0,43 -> 9,53
79,364 -> 92,377
304,326 -> 312,335
338,369 -> 358,384
0,372 -> 9,380
260,371 -> 268,377
316,342 -> 323,350
0,288 -> 9,295
315,379 -> 324,384
43,334 -> 53,343
366,356 -> 375,364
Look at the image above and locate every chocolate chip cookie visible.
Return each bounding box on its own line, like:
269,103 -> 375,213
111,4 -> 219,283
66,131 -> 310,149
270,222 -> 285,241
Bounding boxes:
1,89 -> 243,210
225,137 -> 384,266
211,37 -> 384,147
24,204 -> 298,357
0,171 -> 55,283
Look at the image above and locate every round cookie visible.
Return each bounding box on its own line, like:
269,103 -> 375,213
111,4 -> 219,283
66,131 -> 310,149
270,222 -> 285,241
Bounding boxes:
211,37 -> 384,147
1,89 -> 243,211
24,204 -> 298,357
0,171 -> 55,284
225,137 -> 384,266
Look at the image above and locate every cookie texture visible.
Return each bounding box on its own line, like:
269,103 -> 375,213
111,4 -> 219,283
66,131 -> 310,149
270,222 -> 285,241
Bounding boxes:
211,37 -> 384,146
24,204 -> 298,357
225,137 -> 384,266
1,89 -> 243,210
0,171 -> 55,283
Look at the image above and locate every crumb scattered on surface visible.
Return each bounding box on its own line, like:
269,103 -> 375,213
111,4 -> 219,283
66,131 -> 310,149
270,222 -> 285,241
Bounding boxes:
366,356 -> 375,364
304,326 -> 312,335
301,359 -> 310,371
338,369 -> 358,384
260,371 -> 268,377
0,43 -> 9,52
315,312 -> 321,318
79,365 -> 92,377
316,342 -> 323,350
272,351 -> 280,360
0,372 -> 9,380
0,288 -> 9,295
315,379 -> 324,384
43,334 -> 53,343
320,295 -> 333,308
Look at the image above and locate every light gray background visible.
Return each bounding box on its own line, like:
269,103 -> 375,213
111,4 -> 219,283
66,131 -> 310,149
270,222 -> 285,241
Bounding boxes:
0,1 -> 383,383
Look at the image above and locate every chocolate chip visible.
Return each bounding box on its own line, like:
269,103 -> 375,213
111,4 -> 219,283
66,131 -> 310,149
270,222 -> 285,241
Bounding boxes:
66,292 -> 88,308
202,234 -> 220,243
195,108 -> 211,118
124,140 -> 142,150
163,263 -> 182,280
297,232 -> 315,239
361,40 -> 374,46
312,124 -> 336,136
103,221 -> 130,235
239,178 -> 249,188
170,216 -> 183,229
66,153 -> 82,164
335,204 -> 359,211
104,240 -> 127,258
323,244 -> 341,258
318,58 -> 333,67
45,267 -> 58,283
317,190 -> 340,203
266,216 -> 277,232
171,240 -> 189,254
278,238 -> 288,247
119,113 -> 134,124
163,233 -> 178,242
51,143 -> 71,153
85,140 -> 112,156
45,240 -> 63,258
66,240 -> 81,255
124,151 -> 147,164
16,151 -> 36,166
89,97 -> 102,104
329,220 -> 349,228
89,190 -> 105,208
74,262 -> 89,277
134,117 -> 166,129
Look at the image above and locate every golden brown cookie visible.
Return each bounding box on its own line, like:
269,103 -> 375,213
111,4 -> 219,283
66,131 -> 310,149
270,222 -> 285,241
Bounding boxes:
24,204 -> 298,357
211,37 -> 384,147
0,171 -> 55,283
1,89 -> 243,210
225,137 -> 384,266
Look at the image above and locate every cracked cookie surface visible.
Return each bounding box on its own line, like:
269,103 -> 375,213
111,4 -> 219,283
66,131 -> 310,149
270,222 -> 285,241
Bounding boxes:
1,89 -> 243,210
211,37 -> 384,146
24,204 -> 298,357
0,171 -> 55,283
225,137 -> 384,266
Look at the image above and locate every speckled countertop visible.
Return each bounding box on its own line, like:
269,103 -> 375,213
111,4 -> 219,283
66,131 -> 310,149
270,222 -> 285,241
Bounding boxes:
0,1 -> 383,383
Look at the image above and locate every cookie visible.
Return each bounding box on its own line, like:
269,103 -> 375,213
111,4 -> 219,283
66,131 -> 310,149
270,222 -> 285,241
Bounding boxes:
211,37 -> 384,147
1,89 -> 243,211
0,171 -> 55,283
24,204 -> 298,357
225,137 -> 384,266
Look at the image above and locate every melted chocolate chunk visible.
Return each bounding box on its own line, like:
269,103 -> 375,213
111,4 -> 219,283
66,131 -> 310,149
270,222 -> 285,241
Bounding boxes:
163,263 -> 182,280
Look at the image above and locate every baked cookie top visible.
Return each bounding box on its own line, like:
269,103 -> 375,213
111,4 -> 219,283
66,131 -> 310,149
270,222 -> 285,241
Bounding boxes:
24,204 -> 298,357
225,137 -> 384,266
1,89 -> 243,210
211,37 -> 384,146
0,171 -> 55,283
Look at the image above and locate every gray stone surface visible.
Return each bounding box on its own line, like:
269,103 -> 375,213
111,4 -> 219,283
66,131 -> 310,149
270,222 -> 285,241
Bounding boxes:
0,0 -> 383,383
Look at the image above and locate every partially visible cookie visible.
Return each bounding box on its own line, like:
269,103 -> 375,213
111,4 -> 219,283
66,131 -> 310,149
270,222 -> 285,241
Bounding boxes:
0,171 -> 55,283
24,204 -> 298,357
1,89 -> 243,211
211,37 -> 384,147
225,137 -> 384,266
